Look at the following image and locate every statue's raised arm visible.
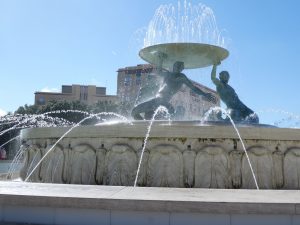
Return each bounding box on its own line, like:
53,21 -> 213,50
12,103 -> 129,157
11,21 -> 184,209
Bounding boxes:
181,74 -> 217,104
210,62 -> 259,124
211,62 -> 221,87
153,51 -> 168,73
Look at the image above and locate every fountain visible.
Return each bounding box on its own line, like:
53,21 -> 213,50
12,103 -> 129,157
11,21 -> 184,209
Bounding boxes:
18,29 -> 292,190
17,40 -> 299,189
1,1 -> 300,225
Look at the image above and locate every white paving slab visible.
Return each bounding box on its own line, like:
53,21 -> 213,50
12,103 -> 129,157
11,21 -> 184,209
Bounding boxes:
0,181 -> 300,225
0,181 -> 299,215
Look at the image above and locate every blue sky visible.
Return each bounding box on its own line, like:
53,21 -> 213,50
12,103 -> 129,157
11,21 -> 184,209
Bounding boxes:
1,0 -> 300,126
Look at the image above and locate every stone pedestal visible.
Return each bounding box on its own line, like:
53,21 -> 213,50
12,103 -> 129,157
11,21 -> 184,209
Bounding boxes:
20,121 -> 300,189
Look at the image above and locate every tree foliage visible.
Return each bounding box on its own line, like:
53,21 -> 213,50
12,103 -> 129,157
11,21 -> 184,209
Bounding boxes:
91,101 -> 119,114
1,99 -> 132,159
14,100 -> 127,123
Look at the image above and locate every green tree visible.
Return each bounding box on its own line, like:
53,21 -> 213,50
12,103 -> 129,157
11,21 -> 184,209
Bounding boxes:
15,104 -> 40,115
90,101 -> 119,114
13,99 -> 131,124
14,100 -> 90,124
38,100 -> 90,123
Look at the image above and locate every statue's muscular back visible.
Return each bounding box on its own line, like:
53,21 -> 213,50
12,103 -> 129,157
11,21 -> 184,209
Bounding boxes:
157,72 -> 187,102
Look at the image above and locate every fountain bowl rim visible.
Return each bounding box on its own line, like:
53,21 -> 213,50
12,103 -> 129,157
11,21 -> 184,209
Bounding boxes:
139,42 -> 229,69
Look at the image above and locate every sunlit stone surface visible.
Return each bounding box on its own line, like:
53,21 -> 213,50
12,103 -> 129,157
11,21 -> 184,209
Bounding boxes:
20,121 -> 300,189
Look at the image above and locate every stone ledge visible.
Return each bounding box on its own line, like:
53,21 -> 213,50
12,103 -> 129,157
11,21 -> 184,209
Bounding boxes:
20,122 -> 300,141
0,182 -> 299,215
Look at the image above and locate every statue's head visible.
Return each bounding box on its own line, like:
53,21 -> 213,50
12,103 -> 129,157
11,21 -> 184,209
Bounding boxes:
173,61 -> 184,73
219,71 -> 230,83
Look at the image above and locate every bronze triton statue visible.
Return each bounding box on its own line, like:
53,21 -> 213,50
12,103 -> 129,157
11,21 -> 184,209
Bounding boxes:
211,62 -> 259,123
132,42 -> 230,120
131,60 -> 217,120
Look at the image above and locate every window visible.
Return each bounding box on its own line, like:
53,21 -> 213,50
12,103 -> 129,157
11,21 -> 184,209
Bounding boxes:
124,76 -> 131,86
136,73 -> 141,85
37,96 -> 46,105
80,86 -> 88,101
62,85 -> 72,93
96,87 -> 106,95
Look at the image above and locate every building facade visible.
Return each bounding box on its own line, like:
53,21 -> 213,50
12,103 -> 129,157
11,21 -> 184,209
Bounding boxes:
35,84 -> 119,106
117,64 -> 220,120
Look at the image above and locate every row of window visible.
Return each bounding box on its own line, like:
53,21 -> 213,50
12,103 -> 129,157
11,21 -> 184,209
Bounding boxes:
80,86 -> 88,101
123,68 -> 153,75
124,74 -> 142,86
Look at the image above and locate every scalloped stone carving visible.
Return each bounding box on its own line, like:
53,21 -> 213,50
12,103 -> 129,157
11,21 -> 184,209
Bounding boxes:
136,149 -> 149,186
284,148 -> 300,189
20,144 -> 42,182
147,145 -> 183,187
40,144 -> 65,183
242,147 -> 274,189
66,144 -> 96,184
195,146 -> 230,188
19,123 -> 300,189
104,145 -> 137,186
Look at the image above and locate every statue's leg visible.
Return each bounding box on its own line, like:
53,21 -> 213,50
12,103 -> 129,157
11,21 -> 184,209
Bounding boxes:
143,98 -> 167,119
148,101 -> 175,120
131,98 -> 159,120
131,110 -> 143,120
144,110 -> 155,120
143,99 -> 174,120
131,102 -> 148,120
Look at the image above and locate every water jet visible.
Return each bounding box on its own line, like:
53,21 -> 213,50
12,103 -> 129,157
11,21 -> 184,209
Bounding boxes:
1,2 -> 300,225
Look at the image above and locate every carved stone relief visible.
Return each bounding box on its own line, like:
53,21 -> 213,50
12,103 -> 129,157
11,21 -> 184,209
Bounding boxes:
195,146 -> 230,188
284,148 -> 300,189
40,144 -> 65,183
147,145 -> 183,187
104,144 -> 137,186
66,144 -> 96,184
20,144 -> 42,182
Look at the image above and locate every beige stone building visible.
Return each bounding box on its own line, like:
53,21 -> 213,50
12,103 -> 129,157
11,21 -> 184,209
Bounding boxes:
117,64 -> 220,120
35,84 -> 119,106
